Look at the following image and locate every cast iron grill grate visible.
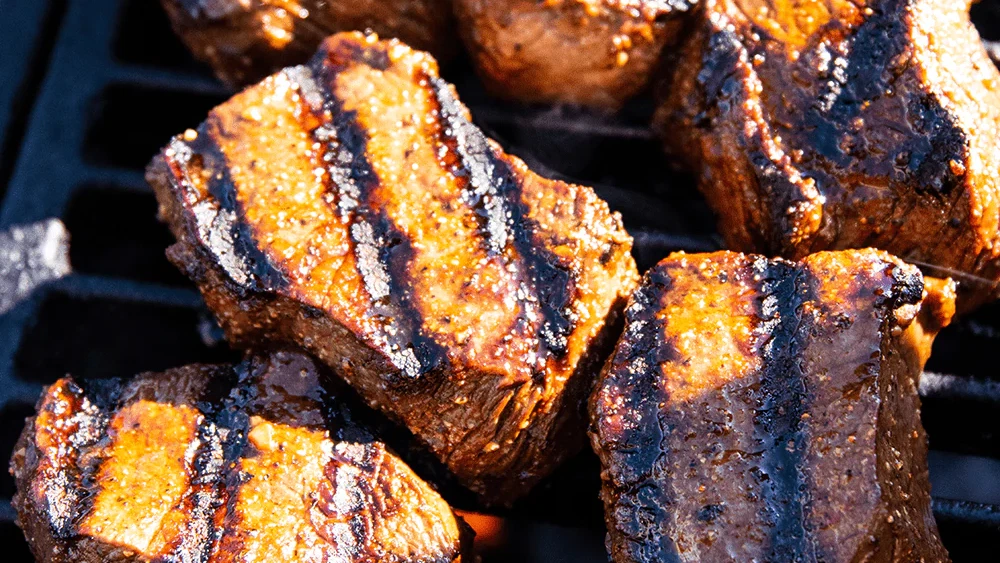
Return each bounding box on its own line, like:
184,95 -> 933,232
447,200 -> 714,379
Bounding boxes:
0,1 -> 998,561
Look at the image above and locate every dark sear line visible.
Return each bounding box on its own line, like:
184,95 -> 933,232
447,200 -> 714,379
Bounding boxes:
165,420 -> 226,562
178,130 -> 288,295
294,57 -> 447,381
607,268 -> 684,563
165,366 -> 243,562
40,380 -> 111,541
751,258 -> 814,561
425,74 -> 577,360
209,362 -> 268,561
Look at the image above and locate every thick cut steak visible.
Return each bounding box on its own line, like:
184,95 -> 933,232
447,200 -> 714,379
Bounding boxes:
456,0 -> 697,108
656,0 -> 1000,309
162,0 -> 456,87
147,32 -> 639,504
591,249 -> 955,562
11,349 -> 470,562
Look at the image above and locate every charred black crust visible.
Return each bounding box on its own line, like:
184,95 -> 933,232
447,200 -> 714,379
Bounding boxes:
750,258 -> 816,561
802,2 -> 967,196
163,132 -> 289,298
426,74 -> 578,360
303,54 -> 449,383
596,265 -> 683,563
44,381 -> 110,541
888,264 -> 926,309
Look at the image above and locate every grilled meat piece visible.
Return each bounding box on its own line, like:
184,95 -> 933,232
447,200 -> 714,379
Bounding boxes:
455,0 -> 697,108
10,349 -> 470,563
162,0 -> 456,87
655,0 -> 1000,308
591,249 -> 955,563
146,32 -> 639,504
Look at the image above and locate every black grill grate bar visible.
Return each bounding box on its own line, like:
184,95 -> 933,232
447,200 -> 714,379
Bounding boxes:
106,65 -> 229,97
921,372 -> 1000,403
51,274 -> 203,309
0,501 -> 15,523
470,108 -> 657,140
933,498 -> 1000,526
0,381 -> 47,407
78,167 -> 151,192
632,229 -> 721,254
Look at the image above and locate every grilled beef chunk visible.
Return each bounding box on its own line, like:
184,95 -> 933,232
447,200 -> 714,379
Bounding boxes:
147,32 -> 639,504
591,249 -> 955,563
10,349 -> 470,563
162,0 -> 456,87
655,0 -> 1000,308
455,0 -> 697,108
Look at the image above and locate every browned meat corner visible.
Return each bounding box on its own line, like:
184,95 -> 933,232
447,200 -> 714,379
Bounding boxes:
455,0 -> 697,108
161,0 -> 456,87
655,0 -> 1000,309
591,249 -> 955,562
10,349 -> 470,563
146,32 -> 639,505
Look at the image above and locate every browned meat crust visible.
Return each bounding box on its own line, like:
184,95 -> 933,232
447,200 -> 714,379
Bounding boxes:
655,0 -> 1000,309
162,0 -> 457,87
455,0 -> 697,108
146,32 -> 639,505
10,349 -> 470,563
591,249 -> 955,562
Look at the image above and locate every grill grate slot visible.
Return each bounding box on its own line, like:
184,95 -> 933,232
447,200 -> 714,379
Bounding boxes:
0,0 -> 998,561
63,185 -> 193,286
112,0 -> 213,74
14,292 -> 236,383
82,84 -> 226,169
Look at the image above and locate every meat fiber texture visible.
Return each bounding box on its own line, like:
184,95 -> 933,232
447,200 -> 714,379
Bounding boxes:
146,32 -> 640,505
591,248 -> 955,562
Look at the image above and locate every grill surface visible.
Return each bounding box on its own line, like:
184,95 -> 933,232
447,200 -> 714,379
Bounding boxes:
1,1 -> 998,561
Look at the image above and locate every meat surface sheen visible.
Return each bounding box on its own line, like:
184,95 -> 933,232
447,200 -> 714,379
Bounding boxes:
147,32 -> 639,504
455,0 -> 697,108
10,349 -> 469,563
591,249 -> 955,563
162,0 -> 456,87
655,0 -> 1000,308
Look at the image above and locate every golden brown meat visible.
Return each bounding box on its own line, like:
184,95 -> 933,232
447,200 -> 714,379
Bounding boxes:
162,0 -> 456,87
455,0 -> 697,108
10,349 -> 470,563
591,249 -> 955,563
146,32 -> 639,505
655,0 -> 1000,308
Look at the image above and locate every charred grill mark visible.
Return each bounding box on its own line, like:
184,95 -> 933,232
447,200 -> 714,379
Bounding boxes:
425,75 -> 577,360
165,367 -> 240,562
165,420 -> 226,562
293,61 -> 447,381
37,381 -> 111,541
795,2 -> 964,195
315,441 -> 385,556
195,360 -> 259,561
178,132 -> 288,294
605,267 -> 683,563
751,257 -> 814,561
